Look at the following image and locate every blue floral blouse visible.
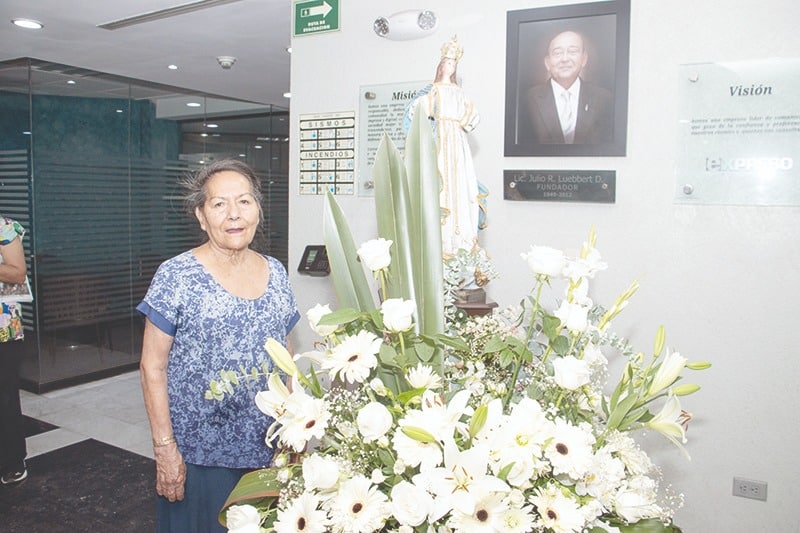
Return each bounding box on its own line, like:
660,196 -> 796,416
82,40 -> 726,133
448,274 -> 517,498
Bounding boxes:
137,251 -> 300,468
0,217 -> 25,343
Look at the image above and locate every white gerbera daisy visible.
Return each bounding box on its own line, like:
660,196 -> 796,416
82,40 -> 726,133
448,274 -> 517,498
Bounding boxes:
322,330 -> 382,384
446,488 -> 508,532
529,483 -> 586,533
325,475 -> 390,533
274,492 -> 329,533
500,502 -> 536,533
544,419 -> 595,480
406,363 -> 443,390
278,393 -> 330,452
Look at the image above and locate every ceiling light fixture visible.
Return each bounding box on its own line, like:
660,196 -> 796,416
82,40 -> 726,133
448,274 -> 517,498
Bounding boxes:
12,18 -> 43,30
206,123 -> 218,128
283,92 -> 291,98
167,64 -> 178,70
186,102 -> 202,107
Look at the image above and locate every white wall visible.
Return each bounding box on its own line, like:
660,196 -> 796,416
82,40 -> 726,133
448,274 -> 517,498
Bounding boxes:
287,1 -> 800,530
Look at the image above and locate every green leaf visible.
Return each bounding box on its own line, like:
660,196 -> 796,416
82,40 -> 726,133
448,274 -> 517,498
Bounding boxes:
374,132 -> 415,304
322,191 -> 376,312
317,307 -> 361,326
397,387 -> 426,405
607,389 -> 640,431
217,467 -> 282,527
542,315 -> 561,340
550,335 -> 570,355
412,341 -> 435,363
404,105 -> 445,341
427,333 -> 469,352
496,461 -> 516,481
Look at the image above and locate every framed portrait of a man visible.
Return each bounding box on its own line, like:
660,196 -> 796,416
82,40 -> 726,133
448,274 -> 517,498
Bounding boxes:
504,0 -> 630,157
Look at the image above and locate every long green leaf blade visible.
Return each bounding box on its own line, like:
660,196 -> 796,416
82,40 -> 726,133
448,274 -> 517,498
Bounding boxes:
404,103 -> 445,338
374,133 -> 416,306
322,192 -> 375,311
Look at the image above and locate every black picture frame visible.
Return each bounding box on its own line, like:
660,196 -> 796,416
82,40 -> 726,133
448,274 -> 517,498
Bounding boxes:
504,0 -> 630,157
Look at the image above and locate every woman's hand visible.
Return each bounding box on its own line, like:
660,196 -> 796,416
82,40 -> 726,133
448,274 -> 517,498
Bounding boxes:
154,442 -> 186,502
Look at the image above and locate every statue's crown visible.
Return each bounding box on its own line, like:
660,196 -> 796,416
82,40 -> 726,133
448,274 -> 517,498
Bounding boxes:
440,35 -> 464,62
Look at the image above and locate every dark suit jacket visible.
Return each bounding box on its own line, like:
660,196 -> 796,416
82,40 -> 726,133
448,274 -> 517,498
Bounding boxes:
523,79 -> 614,144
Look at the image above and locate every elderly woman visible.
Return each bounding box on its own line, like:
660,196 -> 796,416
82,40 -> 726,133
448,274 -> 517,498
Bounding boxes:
137,160 -> 299,532
0,216 -> 28,486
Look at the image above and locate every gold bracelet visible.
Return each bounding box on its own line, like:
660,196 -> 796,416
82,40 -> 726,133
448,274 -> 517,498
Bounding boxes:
153,435 -> 176,447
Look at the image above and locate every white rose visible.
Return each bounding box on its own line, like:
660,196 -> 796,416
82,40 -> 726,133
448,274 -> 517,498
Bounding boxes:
552,355 -> 591,390
381,298 -> 416,333
391,480 -> 432,527
357,401 -> 393,442
520,245 -> 566,277
226,504 -> 261,533
554,300 -> 590,333
306,303 -> 337,336
357,238 -> 393,271
302,453 -> 340,491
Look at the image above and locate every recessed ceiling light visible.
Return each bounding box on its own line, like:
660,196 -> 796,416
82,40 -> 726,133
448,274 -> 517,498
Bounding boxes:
254,145 -> 263,149
283,92 -> 291,98
286,46 -> 292,53
66,80 -> 76,85
12,18 -> 43,30
206,123 -> 218,128
238,153 -> 246,157
200,133 -> 208,137
116,109 -> 123,113
186,102 -> 202,107
167,64 -> 178,70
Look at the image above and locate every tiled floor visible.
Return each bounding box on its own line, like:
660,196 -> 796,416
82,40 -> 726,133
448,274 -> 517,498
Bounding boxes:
20,370 -> 154,460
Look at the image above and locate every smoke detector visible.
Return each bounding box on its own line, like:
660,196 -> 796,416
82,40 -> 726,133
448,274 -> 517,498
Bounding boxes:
216,56 -> 236,69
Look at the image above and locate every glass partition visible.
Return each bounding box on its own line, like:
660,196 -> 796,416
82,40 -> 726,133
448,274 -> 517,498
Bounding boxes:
0,58 -> 289,392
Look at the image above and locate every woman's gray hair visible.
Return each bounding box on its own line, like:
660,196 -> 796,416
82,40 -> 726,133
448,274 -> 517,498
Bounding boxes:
181,159 -> 263,215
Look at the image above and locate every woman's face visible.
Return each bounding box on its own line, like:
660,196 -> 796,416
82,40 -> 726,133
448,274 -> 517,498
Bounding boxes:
194,170 -> 260,253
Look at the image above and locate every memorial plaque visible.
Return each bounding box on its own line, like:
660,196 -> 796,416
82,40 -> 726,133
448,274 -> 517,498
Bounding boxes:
676,59 -> 800,206
504,170 -> 615,203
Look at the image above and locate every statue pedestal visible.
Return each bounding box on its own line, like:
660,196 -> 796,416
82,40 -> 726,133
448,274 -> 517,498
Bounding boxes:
454,300 -> 498,317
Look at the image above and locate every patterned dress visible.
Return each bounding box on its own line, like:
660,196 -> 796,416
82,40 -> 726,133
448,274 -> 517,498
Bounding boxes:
137,250 -> 300,468
0,217 -> 25,343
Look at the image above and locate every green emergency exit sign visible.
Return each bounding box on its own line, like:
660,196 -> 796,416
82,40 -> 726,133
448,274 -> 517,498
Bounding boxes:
293,0 -> 339,36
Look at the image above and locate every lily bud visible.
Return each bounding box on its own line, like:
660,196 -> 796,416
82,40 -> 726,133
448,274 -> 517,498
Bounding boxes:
265,337 -> 298,377
672,384 -> 701,396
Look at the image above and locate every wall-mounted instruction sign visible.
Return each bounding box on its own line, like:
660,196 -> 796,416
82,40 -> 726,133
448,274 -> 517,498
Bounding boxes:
676,59 -> 800,206
298,111 -> 355,195
293,0 -> 339,36
357,80 -> 428,196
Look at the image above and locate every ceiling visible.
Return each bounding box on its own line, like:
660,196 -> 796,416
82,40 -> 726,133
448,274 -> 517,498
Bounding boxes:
0,0 -> 292,108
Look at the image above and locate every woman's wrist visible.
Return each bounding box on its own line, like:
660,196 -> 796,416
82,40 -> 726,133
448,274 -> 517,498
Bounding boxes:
153,435 -> 176,447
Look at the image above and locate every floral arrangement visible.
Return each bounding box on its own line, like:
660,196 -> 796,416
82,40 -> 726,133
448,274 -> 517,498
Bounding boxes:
207,109 -> 709,533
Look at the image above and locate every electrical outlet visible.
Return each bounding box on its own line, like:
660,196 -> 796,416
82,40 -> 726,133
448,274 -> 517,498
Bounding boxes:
732,477 -> 768,501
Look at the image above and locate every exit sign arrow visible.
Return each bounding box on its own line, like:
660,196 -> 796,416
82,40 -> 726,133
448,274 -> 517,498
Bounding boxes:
301,1 -> 332,19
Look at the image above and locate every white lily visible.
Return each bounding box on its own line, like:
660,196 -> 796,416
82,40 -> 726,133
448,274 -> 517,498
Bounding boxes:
647,350 -> 688,397
646,394 -> 690,459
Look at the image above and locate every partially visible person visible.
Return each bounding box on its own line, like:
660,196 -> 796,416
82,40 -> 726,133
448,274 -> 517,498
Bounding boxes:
137,160 -> 300,532
524,30 -> 614,145
0,215 -> 28,486
405,35 -> 487,257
